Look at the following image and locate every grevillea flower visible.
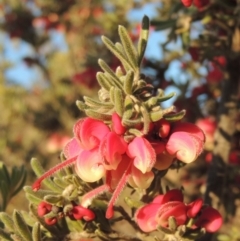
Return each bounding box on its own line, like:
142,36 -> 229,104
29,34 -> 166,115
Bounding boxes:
165,122 -> 205,163
181,0 -> 210,9
135,189 -> 222,233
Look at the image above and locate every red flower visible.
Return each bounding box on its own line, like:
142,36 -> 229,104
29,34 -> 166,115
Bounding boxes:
194,207 -> 223,232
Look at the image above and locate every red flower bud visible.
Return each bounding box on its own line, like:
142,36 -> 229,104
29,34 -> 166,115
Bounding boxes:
37,201 -> 52,217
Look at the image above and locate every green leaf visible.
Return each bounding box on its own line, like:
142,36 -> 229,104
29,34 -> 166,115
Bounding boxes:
96,72 -> 112,91
123,70 -> 134,94
122,96 -> 134,120
0,227 -> 12,241
114,88 -> 124,116
85,109 -> 112,121
0,181 -> 9,211
138,15 -> 150,65
0,162 -> 10,183
12,210 -> 32,241
118,25 -> 138,69
163,109 -> 186,121
0,212 -> 15,232
10,167 -> 27,198
101,36 -> 133,70
32,223 -> 41,241
75,100 -> 88,111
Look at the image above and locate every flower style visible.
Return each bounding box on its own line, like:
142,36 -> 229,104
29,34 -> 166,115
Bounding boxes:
135,189 -> 222,233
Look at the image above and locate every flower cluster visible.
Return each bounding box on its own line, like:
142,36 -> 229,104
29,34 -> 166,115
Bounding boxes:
33,113 -> 205,219
37,201 -> 95,225
135,189 -> 222,234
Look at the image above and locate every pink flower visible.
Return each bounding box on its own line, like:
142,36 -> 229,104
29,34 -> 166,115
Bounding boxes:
166,122 -> 205,163
135,189 -> 222,233
135,189 -> 186,232
194,207 -> 223,232
37,201 -> 52,217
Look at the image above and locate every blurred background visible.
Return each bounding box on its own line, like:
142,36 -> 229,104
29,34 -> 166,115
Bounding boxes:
0,1 -> 239,238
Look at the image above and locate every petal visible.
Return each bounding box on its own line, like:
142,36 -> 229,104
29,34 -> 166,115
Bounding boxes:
127,137 -> 156,173
157,201 -> 187,227
75,148 -> 105,182
135,203 -> 160,232
130,165 -> 154,189
74,118 -> 110,150
166,131 -> 203,163
157,119 -> 171,138
111,112 -> 126,135
100,132 -> 127,170
109,155 -> 131,189
171,122 -> 205,142
63,138 -> 82,159
187,198 -> 203,218
154,152 -> 174,170
162,189 -> 183,203
195,207 -> 223,232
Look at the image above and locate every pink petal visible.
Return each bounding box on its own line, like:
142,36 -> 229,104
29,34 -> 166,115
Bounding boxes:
195,207 -> 223,232
171,122 -> 205,142
162,189 -> 183,203
187,198 -> 203,218
166,131 -> 203,163
157,201 -> 187,227
99,132 -> 127,170
135,203 -> 160,232
63,138 -> 82,158
111,112 -> 126,135
75,148 -> 105,182
130,165 -> 154,189
109,155 -> 131,189
74,118 -> 110,150
127,137 -> 156,173
152,195 -> 164,204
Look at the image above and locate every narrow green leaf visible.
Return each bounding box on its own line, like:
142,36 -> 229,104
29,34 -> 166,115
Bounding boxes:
122,118 -> 142,127
138,15 -> 150,65
11,168 -> 27,198
104,72 -> 123,89
149,109 -> 163,122
115,66 -> 124,77
44,195 -> 63,205
128,128 -> 144,137
32,222 -> 41,241
109,86 -> 115,104
0,162 -> 10,183
0,213 -> 15,232
98,59 -> 122,85
140,105 -> 151,135
157,92 -> 176,102
0,181 -> 9,211
118,25 -> 138,69
13,210 -> 32,241
84,96 -> 113,108
123,70 -> 134,94
101,36 -> 133,70
76,100 -> 88,111
122,95 -> 134,120
114,88 -> 124,116
85,109 -> 112,121
96,72 -> 112,91
163,109 -> 186,121
115,42 -> 132,72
